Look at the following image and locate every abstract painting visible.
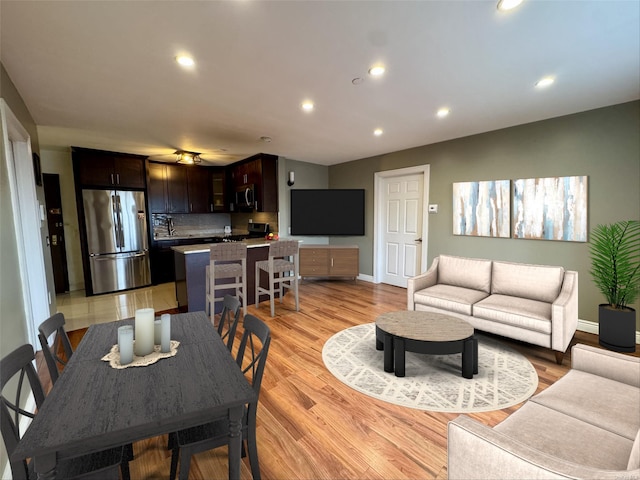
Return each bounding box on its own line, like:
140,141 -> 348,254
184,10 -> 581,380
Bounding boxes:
512,175 -> 588,242
453,180 -> 511,237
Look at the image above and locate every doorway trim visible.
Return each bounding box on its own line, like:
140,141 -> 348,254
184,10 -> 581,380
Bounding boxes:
1,99 -> 49,348
373,164 -> 430,285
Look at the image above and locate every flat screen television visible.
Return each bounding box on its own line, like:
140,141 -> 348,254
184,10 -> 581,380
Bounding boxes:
290,189 -> 365,236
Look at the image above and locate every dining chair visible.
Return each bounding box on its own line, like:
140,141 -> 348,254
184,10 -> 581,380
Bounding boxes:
1,344 -> 130,480
38,313 -> 136,464
255,240 -> 300,317
206,242 -> 248,318
37,312 -> 73,385
218,294 -> 242,351
169,314 -> 272,480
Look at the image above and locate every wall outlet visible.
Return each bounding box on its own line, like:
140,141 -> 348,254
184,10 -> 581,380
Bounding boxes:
428,204 -> 439,213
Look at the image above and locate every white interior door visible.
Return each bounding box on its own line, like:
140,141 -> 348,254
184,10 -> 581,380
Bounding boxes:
375,166 -> 429,288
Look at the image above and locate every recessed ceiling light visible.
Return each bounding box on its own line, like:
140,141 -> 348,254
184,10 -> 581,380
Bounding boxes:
176,55 -> 195,67
373,128 -> 383,136
436,108 -> 450,118
535,76 -> 555,88
259,136 -> 272,143
368,65 -> 385,77
301,101 -> 314,112
497,0 -> 523,11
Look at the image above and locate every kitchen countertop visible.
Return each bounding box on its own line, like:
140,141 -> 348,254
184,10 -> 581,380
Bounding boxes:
155,232 -> 249,242
172,238 -> 299,254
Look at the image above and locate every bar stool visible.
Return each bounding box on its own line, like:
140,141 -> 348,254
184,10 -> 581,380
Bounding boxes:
205,242 -> 248,318
255,240 -> 300,317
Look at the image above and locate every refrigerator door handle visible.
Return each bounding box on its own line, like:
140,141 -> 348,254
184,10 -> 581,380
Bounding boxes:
115,194 -> 125,249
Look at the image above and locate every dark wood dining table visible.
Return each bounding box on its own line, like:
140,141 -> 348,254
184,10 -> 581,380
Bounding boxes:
11,311 -> 256,480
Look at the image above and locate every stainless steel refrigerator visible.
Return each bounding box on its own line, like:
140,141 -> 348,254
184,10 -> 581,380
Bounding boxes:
82,189 -> 151,294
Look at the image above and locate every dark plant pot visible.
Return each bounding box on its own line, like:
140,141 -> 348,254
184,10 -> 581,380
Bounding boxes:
598,304 -> 637,353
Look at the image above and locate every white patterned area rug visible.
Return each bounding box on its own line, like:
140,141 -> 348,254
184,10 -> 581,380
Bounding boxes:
322,323 -> 538,413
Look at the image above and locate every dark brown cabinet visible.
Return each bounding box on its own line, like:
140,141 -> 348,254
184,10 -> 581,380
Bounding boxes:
150,240 -> 177,284
210,169 -> 227,212
147,162 -> 189,213
186,167 -> 211,213
72,147 -> 146,189
229,153 -> 278,212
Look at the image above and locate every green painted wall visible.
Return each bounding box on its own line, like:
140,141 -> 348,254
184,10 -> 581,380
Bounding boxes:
328,101 -> 640,327
0,61 -> 44,477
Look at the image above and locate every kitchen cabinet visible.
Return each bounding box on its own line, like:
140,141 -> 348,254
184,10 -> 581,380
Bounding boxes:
299,245 -> 359,280
229,153 -> 278,212
148,162 -> 219,213
72,147 -> 146,189
186,166 -> 211,213
147,161 -> 189,213
150,240 -> 177,284
210,169 -> 227,212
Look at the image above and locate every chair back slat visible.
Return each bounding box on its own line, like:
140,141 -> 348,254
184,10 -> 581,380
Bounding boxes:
236,314 -> 271,394
38,312 -> 73,385
218,294 -> 242,350
1,344 -> 46,480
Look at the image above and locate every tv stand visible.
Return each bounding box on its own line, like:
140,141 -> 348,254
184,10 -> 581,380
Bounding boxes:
299,245 -> 359,280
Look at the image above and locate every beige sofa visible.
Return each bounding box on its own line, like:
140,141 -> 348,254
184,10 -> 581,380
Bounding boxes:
407,255 -> 578,363
448,344 -> 640,479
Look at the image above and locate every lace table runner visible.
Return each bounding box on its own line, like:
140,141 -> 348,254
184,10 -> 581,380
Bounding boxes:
101,341 -> 180,369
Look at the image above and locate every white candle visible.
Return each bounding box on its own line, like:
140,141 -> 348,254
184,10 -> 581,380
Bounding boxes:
118,325 -> 134,365
160,313 -> 171,353
154,319 -> 162,345
135,308 -> 155,356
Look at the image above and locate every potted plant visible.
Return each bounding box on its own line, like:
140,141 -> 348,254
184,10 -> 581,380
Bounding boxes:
589,220 -> 640,352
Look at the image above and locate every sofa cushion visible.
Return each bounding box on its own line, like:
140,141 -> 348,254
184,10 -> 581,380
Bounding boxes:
438,255 -> 492,293
495,401 -> 634,470
414,284 -> 489,316
491,260 -> 564,303
473,294 -> 552,333
530,369 -> 640,441
628,429 -> 640,470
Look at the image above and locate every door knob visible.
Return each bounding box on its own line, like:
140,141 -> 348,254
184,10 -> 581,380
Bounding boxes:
416,238 -> 422,243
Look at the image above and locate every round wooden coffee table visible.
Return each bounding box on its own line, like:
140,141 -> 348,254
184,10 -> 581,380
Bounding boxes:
375,311 -> 478,378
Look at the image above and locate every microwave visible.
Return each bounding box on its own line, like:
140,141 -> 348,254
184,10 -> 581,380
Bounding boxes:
235,184 -> 255,210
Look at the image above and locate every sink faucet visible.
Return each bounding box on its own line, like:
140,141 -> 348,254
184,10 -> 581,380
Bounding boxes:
167,217 -> 175,236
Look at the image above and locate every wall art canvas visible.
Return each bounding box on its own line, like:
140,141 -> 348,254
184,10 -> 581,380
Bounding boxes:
512,175 -> 588,242
453,180 -> 511,237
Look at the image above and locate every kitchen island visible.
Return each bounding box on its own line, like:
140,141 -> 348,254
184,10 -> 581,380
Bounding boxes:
173,239 -> 293,313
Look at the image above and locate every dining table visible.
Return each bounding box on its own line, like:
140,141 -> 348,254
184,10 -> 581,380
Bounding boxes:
11,311 -> 256,480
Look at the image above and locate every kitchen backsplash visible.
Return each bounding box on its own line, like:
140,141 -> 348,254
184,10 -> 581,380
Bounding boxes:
152,212 -> 279,239
152,213 -> 231,238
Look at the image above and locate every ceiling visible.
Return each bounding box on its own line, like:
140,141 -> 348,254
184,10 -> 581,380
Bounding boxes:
1,1 -> 638,167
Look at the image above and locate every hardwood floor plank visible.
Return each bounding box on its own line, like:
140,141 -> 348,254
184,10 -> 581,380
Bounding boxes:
38,280 -> 637,479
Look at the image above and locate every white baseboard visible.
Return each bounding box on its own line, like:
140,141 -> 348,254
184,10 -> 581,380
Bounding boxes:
577,318 -> 640,344
357,273 -> 375,283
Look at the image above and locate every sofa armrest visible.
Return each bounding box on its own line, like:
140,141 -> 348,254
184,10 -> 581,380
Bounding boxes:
551,270 -> 579,353
407,257 -> 439,310
571,343 -> 640,388
448,415 -> 635,480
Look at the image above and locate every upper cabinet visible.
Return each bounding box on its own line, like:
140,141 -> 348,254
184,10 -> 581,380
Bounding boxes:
148,162 -> 189,213
229,153 -> 278,212
210,168 -> 227,212
72,147 -> 146,189
186,166 -> 211,213
148,162 -> 220,214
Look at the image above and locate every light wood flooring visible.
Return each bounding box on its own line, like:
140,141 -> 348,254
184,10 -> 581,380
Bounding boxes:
43,280 -> 638,479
